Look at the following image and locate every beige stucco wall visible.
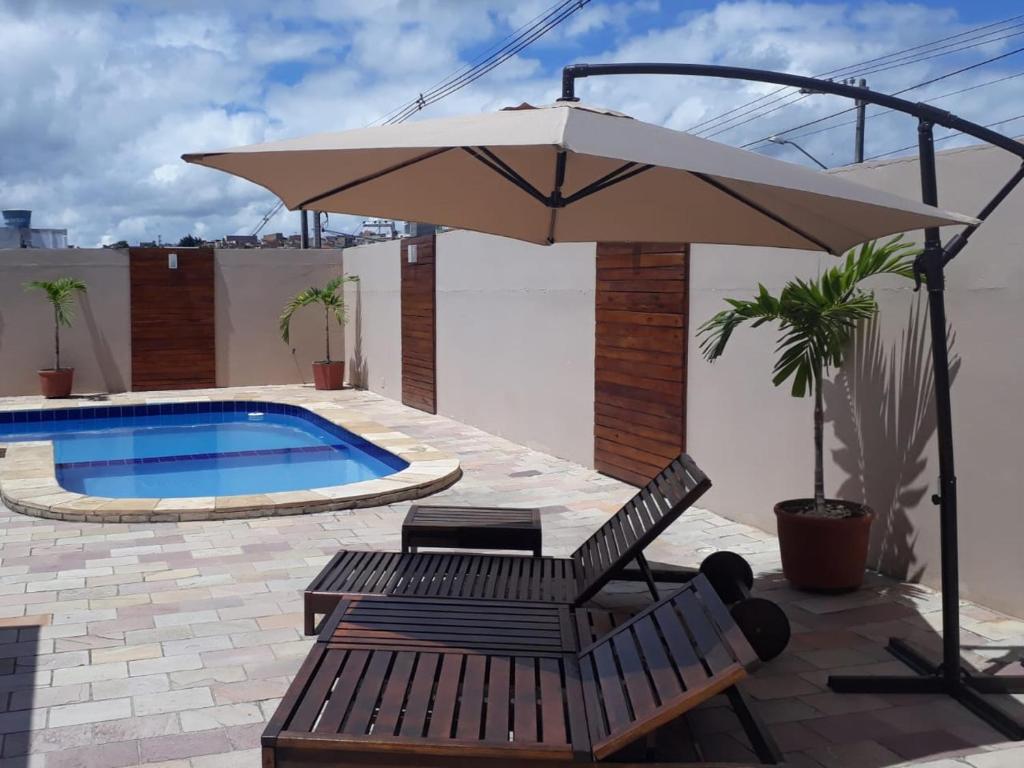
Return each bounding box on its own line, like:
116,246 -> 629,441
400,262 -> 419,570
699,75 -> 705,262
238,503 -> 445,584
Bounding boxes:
341,240 -> 402,401
214,249 -> 344,387
686,142 -> 1024,614
436,230 -> 596,466
0,248 -> 131,395
339,231 -> 596,466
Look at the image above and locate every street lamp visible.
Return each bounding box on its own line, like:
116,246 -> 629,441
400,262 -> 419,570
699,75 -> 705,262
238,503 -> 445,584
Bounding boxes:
766,136 -> 828,169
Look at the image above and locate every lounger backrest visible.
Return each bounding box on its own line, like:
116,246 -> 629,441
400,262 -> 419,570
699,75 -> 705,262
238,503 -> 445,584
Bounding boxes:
576,574 -> 758,760
570,453 -> 711,605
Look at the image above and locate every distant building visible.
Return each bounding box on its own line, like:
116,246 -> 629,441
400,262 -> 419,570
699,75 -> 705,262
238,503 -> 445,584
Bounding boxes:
262,232 -> 285,247
224,234 -> 259,248
1,210 -> 68,248
406,222 -> 438,237
360,218 -> 397,240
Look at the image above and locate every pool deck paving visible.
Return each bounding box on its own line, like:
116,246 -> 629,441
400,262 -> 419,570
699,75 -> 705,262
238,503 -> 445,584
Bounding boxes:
0,384 -> 1021,767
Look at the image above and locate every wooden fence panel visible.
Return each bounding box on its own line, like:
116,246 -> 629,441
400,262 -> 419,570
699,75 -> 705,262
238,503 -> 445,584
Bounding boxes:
594,243 -> 689,486
129,247 -> 215,391
401,235 -> 437,414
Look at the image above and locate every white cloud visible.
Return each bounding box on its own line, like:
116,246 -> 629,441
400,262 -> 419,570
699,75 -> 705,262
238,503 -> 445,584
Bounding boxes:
0,0 -> 1019,247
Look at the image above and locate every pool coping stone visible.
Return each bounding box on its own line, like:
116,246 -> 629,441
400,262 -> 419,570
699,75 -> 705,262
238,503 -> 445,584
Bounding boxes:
0,396 -> 461,522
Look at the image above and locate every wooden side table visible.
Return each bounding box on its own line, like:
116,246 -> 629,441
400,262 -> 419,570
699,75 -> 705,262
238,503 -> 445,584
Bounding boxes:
401,504 -> 542,556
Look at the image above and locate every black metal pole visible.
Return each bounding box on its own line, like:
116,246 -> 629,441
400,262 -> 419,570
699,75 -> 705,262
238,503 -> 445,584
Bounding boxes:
300,210 -> 309,249
916,120 -> 961,686
559,63 -> 1024,161
854,78 -> 867,163
313,211 -> 322,248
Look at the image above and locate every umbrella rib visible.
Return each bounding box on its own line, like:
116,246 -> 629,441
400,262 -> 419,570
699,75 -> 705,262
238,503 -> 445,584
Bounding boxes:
295,147 -> 455,209
690,172 -> 836,254
561,163 -> 654,205
547,151 -> 568,243
462,147 -> 552,206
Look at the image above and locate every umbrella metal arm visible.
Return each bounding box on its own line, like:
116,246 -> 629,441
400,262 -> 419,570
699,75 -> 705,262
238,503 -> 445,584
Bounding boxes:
559,62 -> 1024,161
559,61 -> 1024,741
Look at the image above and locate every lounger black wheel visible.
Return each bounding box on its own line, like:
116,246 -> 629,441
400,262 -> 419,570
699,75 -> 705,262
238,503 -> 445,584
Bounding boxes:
731,596 -> 790,662
699,551 -> 789,661
699,550 -> 753,603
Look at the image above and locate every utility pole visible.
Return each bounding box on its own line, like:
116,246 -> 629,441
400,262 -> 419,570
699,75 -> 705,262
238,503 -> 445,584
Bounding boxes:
845,77 -> 868,163
799,76 -> 868,164
300,210 -> 309,248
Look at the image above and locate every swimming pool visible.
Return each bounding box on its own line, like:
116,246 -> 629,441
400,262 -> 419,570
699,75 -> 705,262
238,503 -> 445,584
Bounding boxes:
0,401 -> 409,498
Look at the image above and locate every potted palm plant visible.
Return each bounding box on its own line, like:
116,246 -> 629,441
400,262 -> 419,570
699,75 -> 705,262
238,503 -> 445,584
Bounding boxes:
698,237 -> 918,591
24,277 -> 88,398
280,275 -> 359,390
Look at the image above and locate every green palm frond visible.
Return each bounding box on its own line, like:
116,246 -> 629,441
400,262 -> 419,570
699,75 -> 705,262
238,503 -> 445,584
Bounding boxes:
698,284 -> 783,361
697,236 -> 919,396
24,277 -> 87,327
278,274 -> 359,346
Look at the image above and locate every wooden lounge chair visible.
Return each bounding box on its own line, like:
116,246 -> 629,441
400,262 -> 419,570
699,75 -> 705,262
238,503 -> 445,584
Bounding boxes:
304,452 -> 711,635
264,574 -> 780,766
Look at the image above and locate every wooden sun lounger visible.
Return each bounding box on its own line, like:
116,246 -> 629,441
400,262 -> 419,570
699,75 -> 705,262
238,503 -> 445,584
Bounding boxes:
264,575 -> 778,767
304,452 -> 711,634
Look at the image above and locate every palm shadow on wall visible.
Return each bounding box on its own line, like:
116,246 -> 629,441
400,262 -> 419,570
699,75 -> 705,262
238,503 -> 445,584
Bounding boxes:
825,295 -> 961,581
348,280 -> 369,389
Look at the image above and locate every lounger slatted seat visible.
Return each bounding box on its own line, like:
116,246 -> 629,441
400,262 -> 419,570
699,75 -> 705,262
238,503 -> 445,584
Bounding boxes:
264,575 -> 774,767
304,452 -> 711,633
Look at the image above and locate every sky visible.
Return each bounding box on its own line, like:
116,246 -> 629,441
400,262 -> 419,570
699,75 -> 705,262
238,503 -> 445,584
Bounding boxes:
1,0 -> 1022,247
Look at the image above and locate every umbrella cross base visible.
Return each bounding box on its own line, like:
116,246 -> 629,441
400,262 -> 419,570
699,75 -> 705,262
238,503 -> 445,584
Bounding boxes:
828,637 -> 1024,740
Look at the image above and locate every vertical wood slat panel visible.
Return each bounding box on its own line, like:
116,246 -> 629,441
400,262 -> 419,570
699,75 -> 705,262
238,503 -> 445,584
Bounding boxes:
129,247 -> 216,391
594,243 -> 689,487
401,235 -> 437,414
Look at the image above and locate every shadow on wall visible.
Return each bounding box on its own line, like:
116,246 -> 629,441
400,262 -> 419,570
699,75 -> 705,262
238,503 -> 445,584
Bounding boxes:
80,292 -> 125,392
348,280 -> 369,389
826,296 -> 960,582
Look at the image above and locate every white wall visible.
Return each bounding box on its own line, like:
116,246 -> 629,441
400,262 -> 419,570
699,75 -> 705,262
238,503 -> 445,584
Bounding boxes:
342,240 -> 402,401
435,231 -> 596,466
215,249 -> 343,387
0,249 -> 131,395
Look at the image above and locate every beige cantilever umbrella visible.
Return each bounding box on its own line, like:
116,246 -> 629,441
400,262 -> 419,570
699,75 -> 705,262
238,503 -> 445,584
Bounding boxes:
183,102 -> 973,252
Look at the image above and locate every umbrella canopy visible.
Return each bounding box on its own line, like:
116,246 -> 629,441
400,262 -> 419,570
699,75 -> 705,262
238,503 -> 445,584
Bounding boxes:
183,102 -> 973,254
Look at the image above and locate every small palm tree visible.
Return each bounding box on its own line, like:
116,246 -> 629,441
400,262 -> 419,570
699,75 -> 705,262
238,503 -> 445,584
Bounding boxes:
279,275 -> 359,362
697,236 -> 919,515
24,277 -> 88,370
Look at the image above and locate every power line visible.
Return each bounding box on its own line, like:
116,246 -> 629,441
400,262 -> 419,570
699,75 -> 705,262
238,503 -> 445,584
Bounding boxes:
782,70 -> 1024,144
741,44 -> 1024,150
377,0 -> 592,126
387,0 -> 590,123
864,112 -> 1024,160
688,13 -> 1024,136
700,24 -> 1024,139
251,200 -> 285,237
852,26 -> 1024,79
371,1 -> 578,126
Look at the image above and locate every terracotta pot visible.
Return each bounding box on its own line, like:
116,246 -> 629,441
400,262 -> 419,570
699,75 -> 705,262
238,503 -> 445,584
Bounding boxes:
38,368 -> 74,399
312,361 -> 344,390
775,498 -> 874,591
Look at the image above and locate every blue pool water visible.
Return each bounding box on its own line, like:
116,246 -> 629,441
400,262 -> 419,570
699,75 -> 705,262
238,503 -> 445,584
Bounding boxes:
0,402 -> 408,498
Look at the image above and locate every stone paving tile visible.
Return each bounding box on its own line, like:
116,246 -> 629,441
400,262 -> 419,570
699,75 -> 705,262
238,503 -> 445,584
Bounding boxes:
1,384 -> 1024,767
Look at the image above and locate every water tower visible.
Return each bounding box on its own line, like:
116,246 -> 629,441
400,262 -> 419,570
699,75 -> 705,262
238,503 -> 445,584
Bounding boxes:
2,210 -> 31,229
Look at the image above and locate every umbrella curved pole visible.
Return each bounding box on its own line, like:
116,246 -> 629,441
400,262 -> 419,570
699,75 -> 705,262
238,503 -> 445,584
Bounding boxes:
558,61 -> 1024,740
559,62 -> 1024,162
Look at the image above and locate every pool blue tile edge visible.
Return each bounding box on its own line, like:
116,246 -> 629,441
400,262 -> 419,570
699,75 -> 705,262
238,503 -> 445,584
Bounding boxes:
0,398 -> 461,523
